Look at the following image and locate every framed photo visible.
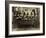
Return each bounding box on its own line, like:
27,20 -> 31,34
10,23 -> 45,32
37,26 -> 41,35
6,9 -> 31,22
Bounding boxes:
5,1 -> 45,37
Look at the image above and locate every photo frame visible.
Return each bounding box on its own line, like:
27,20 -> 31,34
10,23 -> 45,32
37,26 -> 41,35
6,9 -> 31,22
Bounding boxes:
5,1 -> 45,37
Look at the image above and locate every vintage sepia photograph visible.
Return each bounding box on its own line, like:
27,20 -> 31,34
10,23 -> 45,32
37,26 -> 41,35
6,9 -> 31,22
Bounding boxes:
12,7 -> 40,31
9,3 -> 43,35
5,1 -> 45,37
